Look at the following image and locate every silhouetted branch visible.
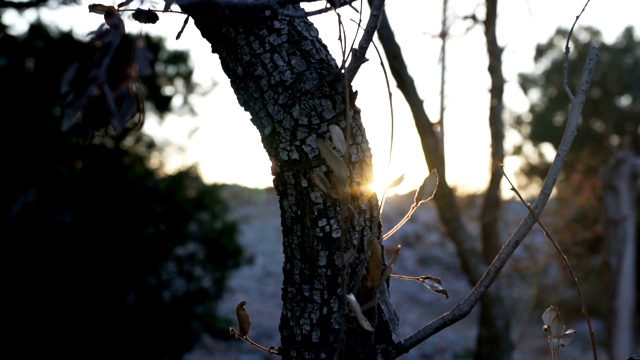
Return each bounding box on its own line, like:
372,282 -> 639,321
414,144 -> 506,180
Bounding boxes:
0,0 -> 48,9
344,0 -> 384,84
563,0 -> 591,101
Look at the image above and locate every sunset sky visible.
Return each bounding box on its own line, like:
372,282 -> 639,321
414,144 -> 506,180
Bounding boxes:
4,0 -> 638,195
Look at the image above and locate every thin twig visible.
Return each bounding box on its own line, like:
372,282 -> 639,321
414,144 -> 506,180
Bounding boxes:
229,327 -> 281,356
563,0 -> 591,102
500,165 -> 598,360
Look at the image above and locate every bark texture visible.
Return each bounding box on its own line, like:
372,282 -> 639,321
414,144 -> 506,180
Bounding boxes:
178,3 -> 395,359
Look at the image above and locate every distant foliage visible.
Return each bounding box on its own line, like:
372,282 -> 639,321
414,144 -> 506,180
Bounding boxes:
514,26 -> 640,314
1,20 -> 243,358
515,26 -> 640,180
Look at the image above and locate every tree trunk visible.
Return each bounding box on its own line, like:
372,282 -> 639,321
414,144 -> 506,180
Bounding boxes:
178,3 -> 396,358
374,3 -> 512,359
476,1 -> 513,359
603,140 -> 639,359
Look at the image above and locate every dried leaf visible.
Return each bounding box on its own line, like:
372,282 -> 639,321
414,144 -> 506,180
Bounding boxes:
386,174 -> 405,190
365,239 -> 384,289
329,124 -> 347,155
549,312 -> 565,337
542,305 -> 566,337
345,293 -> 374,331
559,329 -> 576,347
176,15 -> 190,40
310,172 -> 336,198
421,277 -> 449,299
381,245 -> 401,282
541,305 -> 558,332
88,4 -> 117,15
235,300 -> 251,338
117,0 -> 133,8
317,138 -> 349,184
132,8 -> 159,24
414,169 -> 439,206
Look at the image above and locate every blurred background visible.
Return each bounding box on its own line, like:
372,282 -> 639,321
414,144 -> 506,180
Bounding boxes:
1,0 -> 638,359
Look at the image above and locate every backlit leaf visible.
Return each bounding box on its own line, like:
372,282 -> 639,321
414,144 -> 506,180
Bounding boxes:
414,169 -> 438,206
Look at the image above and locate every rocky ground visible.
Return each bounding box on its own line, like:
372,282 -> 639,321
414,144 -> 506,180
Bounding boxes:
185,187 -> 610,360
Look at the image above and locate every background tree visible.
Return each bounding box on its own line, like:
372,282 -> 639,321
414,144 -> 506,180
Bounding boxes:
1,19 -> 244,359
373,1 -> 512,358
515,26 -> 639,358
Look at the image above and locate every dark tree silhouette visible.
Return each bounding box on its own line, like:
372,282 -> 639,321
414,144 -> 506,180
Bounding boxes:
1,19 -> 243,359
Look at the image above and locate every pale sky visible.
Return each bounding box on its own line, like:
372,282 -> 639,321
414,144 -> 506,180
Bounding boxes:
4,0 -> 639,195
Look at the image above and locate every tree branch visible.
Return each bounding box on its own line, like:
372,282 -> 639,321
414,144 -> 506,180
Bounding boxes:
393,46 -> 599,358
344,0 -> 384,85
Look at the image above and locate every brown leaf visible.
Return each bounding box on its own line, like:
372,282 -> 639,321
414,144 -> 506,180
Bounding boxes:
414,168 -> 439,206
235,300 -> 251,338
88,4 -> 117,15
365,239 -> 384,289
117,0 -> 133,8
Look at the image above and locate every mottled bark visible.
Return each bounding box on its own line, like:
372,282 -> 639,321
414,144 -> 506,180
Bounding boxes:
476,1 -> 512,359
178,3 -> 395,358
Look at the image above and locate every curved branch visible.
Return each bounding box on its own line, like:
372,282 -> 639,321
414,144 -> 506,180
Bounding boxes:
393,46 -> 599,357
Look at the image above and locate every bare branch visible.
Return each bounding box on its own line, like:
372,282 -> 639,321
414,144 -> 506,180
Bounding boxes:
500,166 -> 599,360
344,0 -> 384,84
563,0 -> 591,101
392,45 -> 599,358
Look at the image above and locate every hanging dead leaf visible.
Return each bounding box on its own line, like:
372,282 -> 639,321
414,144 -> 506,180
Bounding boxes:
117,0 -> 133,8
414,169 -> 439,206
345,293 -> 374,331
421,277 -> 449,299
236,300 -> 251,338
542,305 -> 564,337
132,8 -> 159,24
88,4 -> 117,15
176,15 -> 190,40
558,329 -> 576,347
